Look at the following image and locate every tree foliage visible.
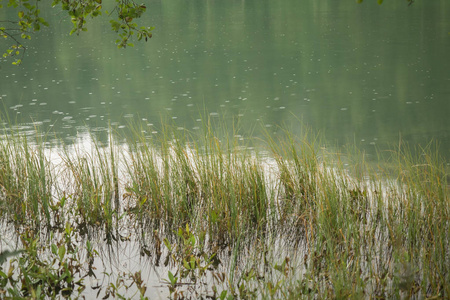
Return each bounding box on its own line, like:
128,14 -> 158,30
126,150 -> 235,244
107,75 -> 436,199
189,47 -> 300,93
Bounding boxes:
0,0 -> 154,65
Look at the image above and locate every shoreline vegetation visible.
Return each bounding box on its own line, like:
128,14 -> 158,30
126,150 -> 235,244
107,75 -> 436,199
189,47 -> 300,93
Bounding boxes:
0,118 -> 449,299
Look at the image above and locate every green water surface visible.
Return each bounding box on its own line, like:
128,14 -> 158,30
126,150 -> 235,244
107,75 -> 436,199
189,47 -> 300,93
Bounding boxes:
1,0 -> 449,154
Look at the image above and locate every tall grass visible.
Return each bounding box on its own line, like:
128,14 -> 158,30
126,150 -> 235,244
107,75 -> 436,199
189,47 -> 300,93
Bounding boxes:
0,119 -> 448,298
123,120 -> 274,244
0,131 -> 53,225
59,132 -> 120,232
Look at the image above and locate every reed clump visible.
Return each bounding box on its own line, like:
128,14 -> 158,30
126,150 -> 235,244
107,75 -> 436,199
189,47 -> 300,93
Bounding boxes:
123,121 -> 274,244
0,119 -> 448,299
0,132 -> 53,225
59,134 -> 120,232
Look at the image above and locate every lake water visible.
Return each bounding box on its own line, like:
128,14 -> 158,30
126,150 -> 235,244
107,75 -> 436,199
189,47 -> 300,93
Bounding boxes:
0,2 -> 449,297
1,0 -> 449,156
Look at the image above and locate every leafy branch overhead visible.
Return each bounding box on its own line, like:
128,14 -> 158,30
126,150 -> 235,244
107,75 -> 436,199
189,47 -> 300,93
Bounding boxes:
0,0 -> 154,65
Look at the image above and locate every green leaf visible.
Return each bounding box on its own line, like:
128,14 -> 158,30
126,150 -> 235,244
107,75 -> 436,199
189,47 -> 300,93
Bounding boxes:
183,259 -> 190,270
110,20 -> 120,31
51,244 -> 58,255
86,240 -> 92,252
189,235 -> 195,246
219,290 -> 227,300
274,264 -> 283,272
163,238 -> 172,252
168,271 -> 177,285
378,0 -> 383,4
58,245 -> 66,261
35,285 -> 42,298
38,18 -> 49,26
0,250 -> 24,264
8,0 -> 19,8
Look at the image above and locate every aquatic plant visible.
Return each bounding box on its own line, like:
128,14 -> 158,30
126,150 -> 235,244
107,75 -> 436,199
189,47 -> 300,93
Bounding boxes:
0,119 -> 448,299
0,131 -> 53,225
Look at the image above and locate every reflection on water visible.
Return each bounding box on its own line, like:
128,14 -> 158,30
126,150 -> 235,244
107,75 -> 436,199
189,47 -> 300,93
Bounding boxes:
0,0 -> 449,157
0,221 -> 168,299
0,121 -> 448,298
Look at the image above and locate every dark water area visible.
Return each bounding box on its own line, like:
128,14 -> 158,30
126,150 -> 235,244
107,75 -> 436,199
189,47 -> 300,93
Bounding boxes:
0,0 -> 449,158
